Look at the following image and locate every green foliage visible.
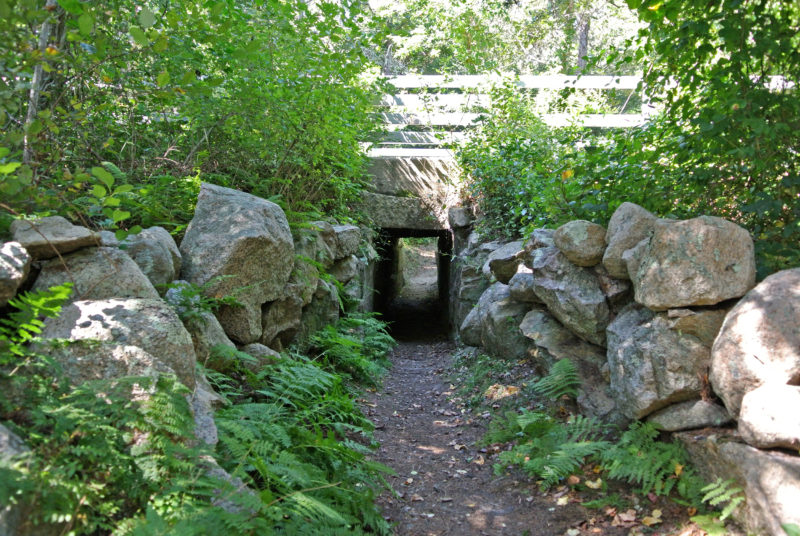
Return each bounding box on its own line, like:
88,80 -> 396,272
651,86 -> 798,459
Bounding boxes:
373,0 -> 641,74
783,523 -> 800,536
530,358 -> 580,400
620,0 -> 800,274
1,0 -> 383,228
600,422 -> 704,501
494,412 -> 609,489
163,278 -> 241,322
457,1 -> 800,275
309,311 -> 395,386
699,478 -> 745,522
2,279 -> 396,534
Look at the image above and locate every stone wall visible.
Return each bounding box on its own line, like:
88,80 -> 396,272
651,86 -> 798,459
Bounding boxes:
0,183 -> 378,534
450,202 -> 800,535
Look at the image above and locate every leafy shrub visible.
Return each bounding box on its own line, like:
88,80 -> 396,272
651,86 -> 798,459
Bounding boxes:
2,281 -> 397,534
459,2 -> 800,275
1,0 -> 381,230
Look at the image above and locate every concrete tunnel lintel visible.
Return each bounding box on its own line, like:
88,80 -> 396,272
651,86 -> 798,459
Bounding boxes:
361,154 -> 462,231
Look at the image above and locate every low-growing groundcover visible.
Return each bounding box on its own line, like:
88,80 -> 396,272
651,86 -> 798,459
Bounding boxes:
450,350 -> 746,535
0,284 -> 396,535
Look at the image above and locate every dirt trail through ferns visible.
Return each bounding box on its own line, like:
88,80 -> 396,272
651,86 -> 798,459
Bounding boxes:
363,299 -> 589,536
363,243 -> 702,536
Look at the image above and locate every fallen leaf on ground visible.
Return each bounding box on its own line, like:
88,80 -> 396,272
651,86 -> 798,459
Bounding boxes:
642,515 -> 662,526
483,383 -> 520,401
567,475 -> 581,486
584,478 -> 603,489
411,494 -> 423,502
556,496 -> 570,506
473,455 -> 485,465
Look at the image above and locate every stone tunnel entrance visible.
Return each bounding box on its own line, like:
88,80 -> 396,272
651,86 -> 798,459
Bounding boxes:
373,228 -> 452,340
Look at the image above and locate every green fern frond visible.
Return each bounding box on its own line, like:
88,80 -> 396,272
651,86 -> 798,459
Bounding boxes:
701,478 -> 745,521
531,358 -> 580,400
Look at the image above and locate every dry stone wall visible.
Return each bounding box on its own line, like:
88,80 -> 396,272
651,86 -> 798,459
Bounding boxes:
450,202 -> 799,535
0,183 -> 378,534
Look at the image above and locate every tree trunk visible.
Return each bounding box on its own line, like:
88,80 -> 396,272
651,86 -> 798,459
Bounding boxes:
23,0 -> 59,164
576,12 -> 590,71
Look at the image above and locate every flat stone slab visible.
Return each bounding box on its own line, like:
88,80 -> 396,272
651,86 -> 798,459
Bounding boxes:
10,216 -> 97,260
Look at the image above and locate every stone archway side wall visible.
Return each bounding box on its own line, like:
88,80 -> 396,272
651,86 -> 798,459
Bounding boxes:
449,202 -> 800,535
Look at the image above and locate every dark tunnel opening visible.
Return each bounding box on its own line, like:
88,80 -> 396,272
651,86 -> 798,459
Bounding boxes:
373,228 -> 452,341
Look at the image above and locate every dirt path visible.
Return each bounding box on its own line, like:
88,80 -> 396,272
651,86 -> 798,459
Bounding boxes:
364,334 -> 592,536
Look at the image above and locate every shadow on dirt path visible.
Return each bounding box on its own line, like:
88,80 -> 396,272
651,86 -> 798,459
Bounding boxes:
365,296 -> 593,536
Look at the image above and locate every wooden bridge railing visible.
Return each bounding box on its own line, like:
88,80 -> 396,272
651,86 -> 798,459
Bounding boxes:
368,74 -> 653,158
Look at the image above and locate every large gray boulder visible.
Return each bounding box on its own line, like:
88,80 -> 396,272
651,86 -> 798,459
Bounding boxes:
1,242 -> 31,307
710,268 -> 800,417
522,228 -> 555,261
646,399 -> 731,432
480,293 -> 531,360
508,272 -> 541,304
447,206 -> 473,229
332,224 -> 361,259
179,183 -> 294,344
739,384 -> 800,450
677,432 -> 800,536
458,283 -> 510,347
295,279 -> 340,348
482,240 -> 524,284
329,255 -> 358,285
302,221 -> 338,268
39,298 -> 197,389
182,312 -> 236,369
32,247 -> 159,303
10,216 -> 97,260
458,282 -> 531,360
520,309 -> 619,423
666,307 -> 729,348
260,294 -> 303,350
452,263 -> 491,331
553,220 -> 607,267
530,247 -> 609,346
606,304 -> 711,419
631,216 -> 756,310
593,265 -> 632,313
602,203 -> 658,279
121,226 -> 181,290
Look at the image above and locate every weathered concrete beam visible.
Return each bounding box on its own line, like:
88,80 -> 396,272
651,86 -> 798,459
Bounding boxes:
362,154 -> 461,231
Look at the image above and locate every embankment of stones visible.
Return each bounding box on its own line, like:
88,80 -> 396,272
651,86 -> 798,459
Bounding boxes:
0,183 -> 378,535
450,202 -> 800,535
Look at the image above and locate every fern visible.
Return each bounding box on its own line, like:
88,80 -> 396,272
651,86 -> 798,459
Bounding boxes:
700,478 -> 745,521
531,358 -> 580,400
600,421 -> 701,498
494,411 -> 609,489
2,284 -> 394,535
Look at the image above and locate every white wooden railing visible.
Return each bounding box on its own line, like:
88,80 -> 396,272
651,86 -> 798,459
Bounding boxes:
368,74 -> 653,158
368,74 -> 795,158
